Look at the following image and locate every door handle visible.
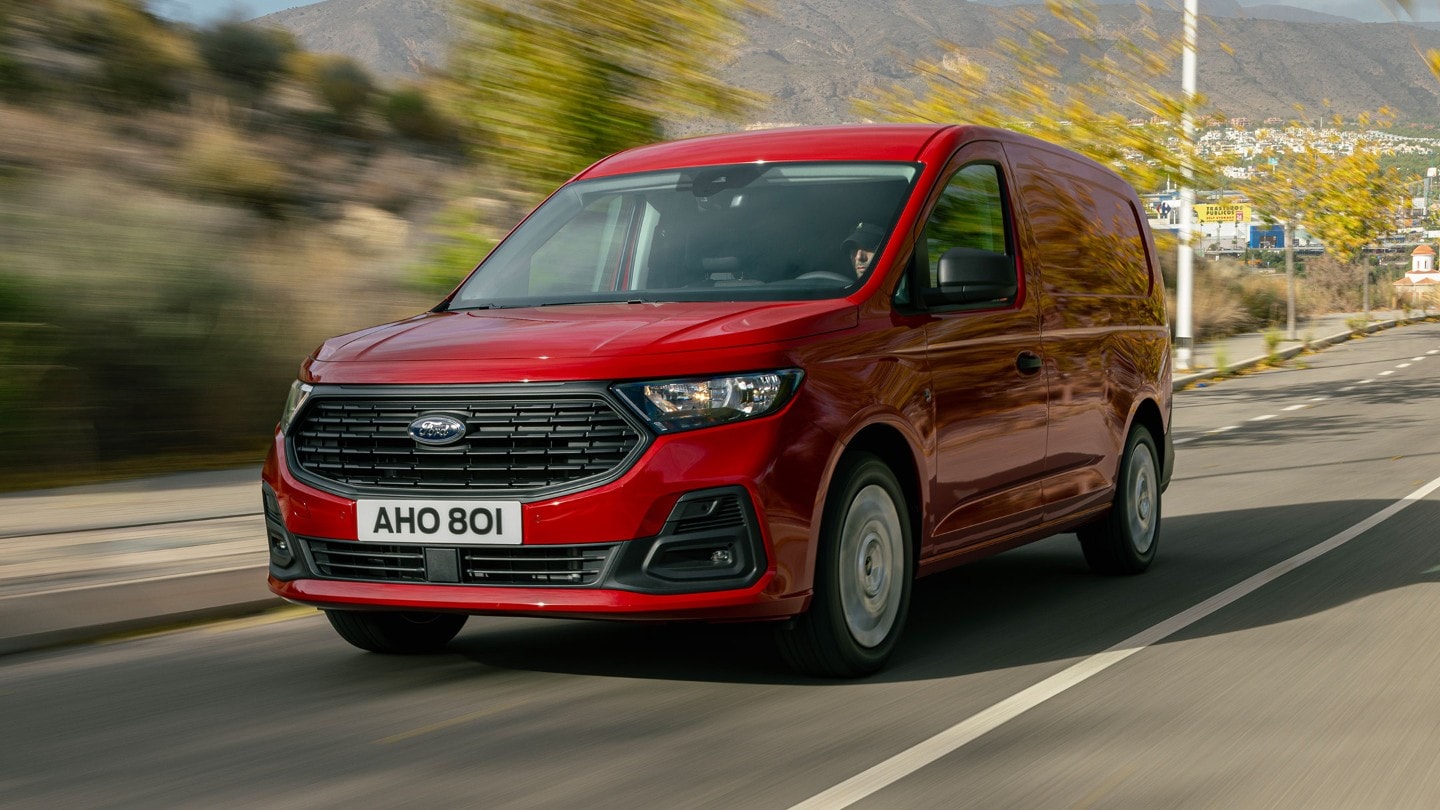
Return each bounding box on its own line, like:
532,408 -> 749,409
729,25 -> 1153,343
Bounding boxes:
1016,351 -> 1043,374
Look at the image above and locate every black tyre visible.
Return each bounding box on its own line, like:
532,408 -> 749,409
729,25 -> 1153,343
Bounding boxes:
776,453 -> 913,678
1077,426 -> 1161,575
325,610 -> 467,654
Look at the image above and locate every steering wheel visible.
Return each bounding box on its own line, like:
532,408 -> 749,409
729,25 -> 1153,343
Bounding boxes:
796,271 -> 857,284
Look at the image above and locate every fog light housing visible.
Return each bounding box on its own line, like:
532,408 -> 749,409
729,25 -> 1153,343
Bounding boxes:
269,529 -> 295,566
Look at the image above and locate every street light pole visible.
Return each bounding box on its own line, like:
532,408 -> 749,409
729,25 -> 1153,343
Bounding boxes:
1176,0 -> 1198,370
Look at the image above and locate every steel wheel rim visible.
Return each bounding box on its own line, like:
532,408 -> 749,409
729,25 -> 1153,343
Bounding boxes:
838,483 -> 904,648
1127,441 -> 1158,555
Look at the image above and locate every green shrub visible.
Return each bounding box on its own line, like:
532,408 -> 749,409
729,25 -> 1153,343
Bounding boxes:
0,173 -> 286,466
180,123 -> 292,215
196,20 -> 296,97
313,56 -> 373,120
382,86 -> 454,143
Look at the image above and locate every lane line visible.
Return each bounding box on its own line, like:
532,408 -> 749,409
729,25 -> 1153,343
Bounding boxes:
1308,396 -> 1329,402
1282,404 -> 1307,412
1173,437 -> 1197,445
1250,414 -> 1276,422
1397,363 -> 1412,369
1209,425 -> 1238,434
790,474 -> 1440,810
1340,386 -> 1356,392
1380,371 -> 1395,376
1357,379 -> 1374,384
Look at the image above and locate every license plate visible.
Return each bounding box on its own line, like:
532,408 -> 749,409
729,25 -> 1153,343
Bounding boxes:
356,499 -> 522,545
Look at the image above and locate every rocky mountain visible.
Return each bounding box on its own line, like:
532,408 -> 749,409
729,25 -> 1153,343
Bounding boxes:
256,0 -> 1440,125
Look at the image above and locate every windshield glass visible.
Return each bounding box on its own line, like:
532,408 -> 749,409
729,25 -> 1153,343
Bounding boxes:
448,162 -> 920,308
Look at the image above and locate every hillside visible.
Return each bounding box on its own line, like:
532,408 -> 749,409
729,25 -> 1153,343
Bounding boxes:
256,0 -> 1440,125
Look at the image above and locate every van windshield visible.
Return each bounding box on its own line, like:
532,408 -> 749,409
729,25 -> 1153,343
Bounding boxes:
447,162 -> 920,309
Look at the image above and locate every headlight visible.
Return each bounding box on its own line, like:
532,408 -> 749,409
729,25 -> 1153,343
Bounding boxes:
278,381 -> 313,433
613,370 -> 803,434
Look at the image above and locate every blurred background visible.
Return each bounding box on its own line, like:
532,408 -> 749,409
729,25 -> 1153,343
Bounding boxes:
4,0 -> 1438,493
0,0 -> 504,489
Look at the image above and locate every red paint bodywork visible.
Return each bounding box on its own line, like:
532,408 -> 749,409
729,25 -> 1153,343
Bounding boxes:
264,124 -> 1172,621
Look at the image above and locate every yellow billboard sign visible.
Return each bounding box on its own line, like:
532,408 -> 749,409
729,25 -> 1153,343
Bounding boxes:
1194,203 -> 1252,224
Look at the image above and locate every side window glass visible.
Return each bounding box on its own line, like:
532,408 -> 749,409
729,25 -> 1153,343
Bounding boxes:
924,164 -> 1010,288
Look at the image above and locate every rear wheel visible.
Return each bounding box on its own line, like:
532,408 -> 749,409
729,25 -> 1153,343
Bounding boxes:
1077,426 -> 1161,575
325,610 -> 467,654
776,453 -> 912,678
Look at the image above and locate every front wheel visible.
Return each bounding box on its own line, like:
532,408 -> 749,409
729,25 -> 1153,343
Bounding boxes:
776,453 -> 913,678
325,610 -> 467,654
1077,426 -> 1161,575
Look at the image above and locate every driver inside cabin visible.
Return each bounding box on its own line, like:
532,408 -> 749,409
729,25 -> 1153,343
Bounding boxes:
843,222 -> 885,277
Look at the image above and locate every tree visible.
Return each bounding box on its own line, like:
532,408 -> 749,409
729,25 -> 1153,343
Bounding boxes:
1305,147 -> 1398,322
1241,132 -> 1332,340
442,0 -> 764,200
1244,123 -> 1397,331
858,0 -> 1224,193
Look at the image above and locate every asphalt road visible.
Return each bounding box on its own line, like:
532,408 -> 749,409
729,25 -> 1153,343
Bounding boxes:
2,323 -> 1438,809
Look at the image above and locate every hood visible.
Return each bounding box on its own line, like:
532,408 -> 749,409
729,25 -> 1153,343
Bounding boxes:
313,300 -> 858,366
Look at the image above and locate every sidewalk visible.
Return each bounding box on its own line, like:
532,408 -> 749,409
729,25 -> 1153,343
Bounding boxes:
0,468 -> 274,654
1172,309 -> 1405,387
0,309 -> 1421,655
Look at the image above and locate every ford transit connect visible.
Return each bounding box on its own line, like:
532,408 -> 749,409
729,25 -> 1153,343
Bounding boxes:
263,124 -> 1174,677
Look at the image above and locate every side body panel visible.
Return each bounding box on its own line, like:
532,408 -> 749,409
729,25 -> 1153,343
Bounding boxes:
1003,141 -> 1171,522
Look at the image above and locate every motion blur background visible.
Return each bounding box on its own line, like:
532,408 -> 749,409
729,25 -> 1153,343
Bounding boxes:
4,0 -> 1439,493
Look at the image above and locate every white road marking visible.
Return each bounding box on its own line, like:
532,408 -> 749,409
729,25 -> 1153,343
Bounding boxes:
1357,379 -> 1374,384
1340,386 -> 1356,392
1379,370 -> 1395,376
1397,363 -> 1412,369
1209,425 -> 1238,434
1251,414 -> 1277,421
1308,396 -> 1329,402
1173,437 -> 1197,445
1411,357 -> 1425,362
791,473 -> 1440,810
1282,404 -> 1307,411
1428,350 -> 1439,355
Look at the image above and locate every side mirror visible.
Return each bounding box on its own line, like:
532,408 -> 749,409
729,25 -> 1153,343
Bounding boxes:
926,246 -> 1018,306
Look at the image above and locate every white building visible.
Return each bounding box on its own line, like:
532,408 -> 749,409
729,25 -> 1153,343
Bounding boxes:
1395,244 -> 1440,306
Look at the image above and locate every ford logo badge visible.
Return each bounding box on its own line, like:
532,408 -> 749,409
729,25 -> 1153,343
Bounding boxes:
408,414 -> 467,446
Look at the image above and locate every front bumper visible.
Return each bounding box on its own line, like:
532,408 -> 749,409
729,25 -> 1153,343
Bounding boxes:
262,404 -> 827,621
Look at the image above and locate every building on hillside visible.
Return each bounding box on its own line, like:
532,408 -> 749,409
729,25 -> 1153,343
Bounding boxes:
1394,244 -> 1440,308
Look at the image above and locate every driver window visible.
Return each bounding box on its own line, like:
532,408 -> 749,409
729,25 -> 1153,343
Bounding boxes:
923,164 -> 1010,289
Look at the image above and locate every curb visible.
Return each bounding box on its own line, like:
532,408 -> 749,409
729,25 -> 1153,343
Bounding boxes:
1172,317 -> 1410,390
0,567 -> 280,656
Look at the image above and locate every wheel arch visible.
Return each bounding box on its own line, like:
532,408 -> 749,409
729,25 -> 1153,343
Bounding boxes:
840,423 -> 923,570
1129,397 -> 1167,483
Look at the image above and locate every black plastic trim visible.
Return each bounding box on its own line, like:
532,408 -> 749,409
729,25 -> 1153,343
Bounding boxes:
603,486 -> 767,594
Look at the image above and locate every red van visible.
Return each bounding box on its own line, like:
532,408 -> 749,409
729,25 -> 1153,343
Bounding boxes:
263,124 -> 1173,676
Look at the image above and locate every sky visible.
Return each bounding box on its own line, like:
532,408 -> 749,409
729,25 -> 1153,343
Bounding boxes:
153,0 -> 312,24
154,0 -> 1440,25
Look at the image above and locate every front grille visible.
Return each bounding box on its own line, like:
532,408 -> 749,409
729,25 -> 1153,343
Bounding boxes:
291,394 -> 644,494
309,541 -> 425,582
305,539 -> 617,587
